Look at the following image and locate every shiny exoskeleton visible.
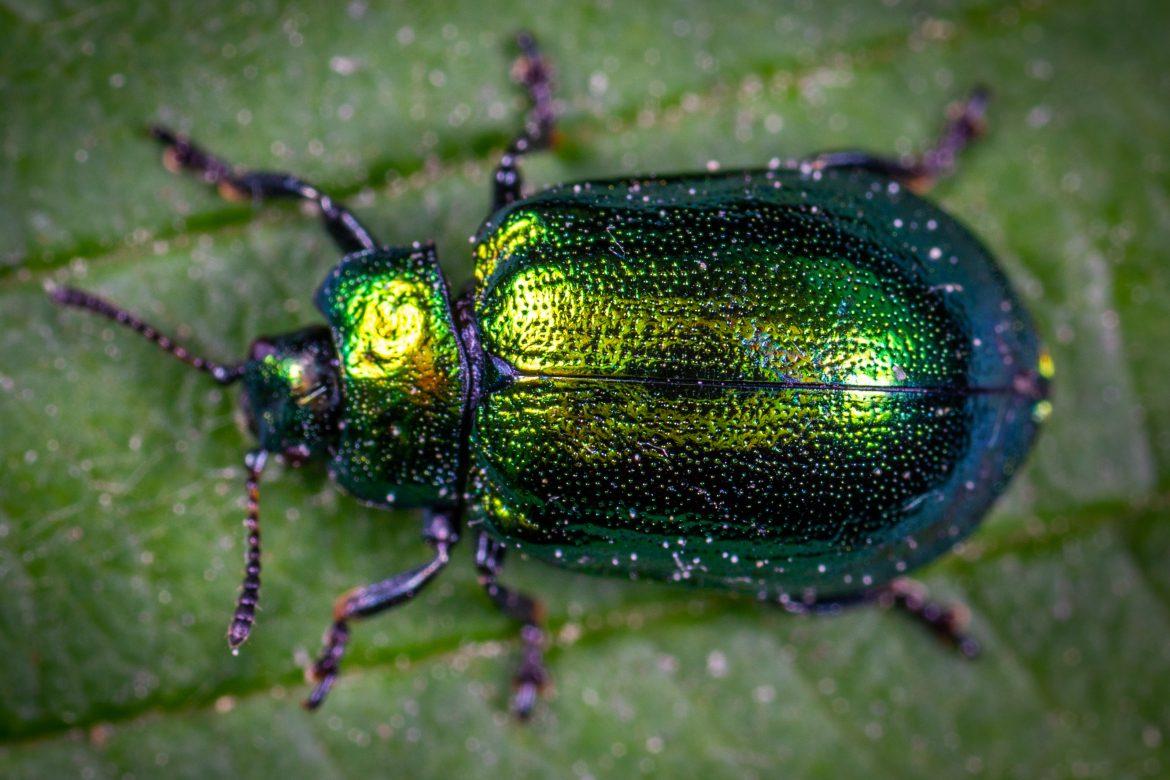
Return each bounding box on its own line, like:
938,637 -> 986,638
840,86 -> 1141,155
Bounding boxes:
53,34 -> 1051,717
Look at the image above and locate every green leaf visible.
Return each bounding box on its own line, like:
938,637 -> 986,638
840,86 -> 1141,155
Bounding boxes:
2,1 -> 1168,778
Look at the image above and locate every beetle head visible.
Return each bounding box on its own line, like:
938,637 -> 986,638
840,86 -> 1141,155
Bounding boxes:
239,326 -> 341,466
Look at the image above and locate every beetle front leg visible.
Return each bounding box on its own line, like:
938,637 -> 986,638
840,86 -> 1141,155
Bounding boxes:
475,532 -> 549,719
303,511 -> 458,709
492,32 -> 557,211
807,87 -> 989,193
151,126 -> 380,255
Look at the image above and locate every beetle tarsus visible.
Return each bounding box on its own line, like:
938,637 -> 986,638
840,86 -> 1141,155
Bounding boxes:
150,125 -> 237,187
908,86 -> 991,191
494,32 -> 558,210
883,578 -> 982,658
149,124 -> 380,254
512,31 -> 555,144
807,86 -> 991,193
511,623 -> 550,720
475,532 -> 550,718
304,620 -> 349,709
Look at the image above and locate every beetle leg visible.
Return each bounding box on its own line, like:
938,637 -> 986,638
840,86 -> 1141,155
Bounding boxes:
783,580 -> 981,658
303,511 -> 458,709
880,578 -> 982,658
807,87 -> 990,194
150,126 -> 379,255
475,532 -> 549,719
493,31 -> 557,210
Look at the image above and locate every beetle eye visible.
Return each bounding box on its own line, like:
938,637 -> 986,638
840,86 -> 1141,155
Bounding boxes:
295,382 -> 322,403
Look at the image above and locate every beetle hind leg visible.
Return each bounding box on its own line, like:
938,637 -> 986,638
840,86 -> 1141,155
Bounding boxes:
880,578 -> 982,658
150,125 -> 379,255
475,532 -> 550,719
807,87 -> 990,193
303,512 -> 457,709
784,579 -> 981,658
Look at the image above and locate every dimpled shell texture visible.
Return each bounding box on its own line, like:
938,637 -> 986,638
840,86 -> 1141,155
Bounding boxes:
316,247 -> 466,509
468,169 -> 1046,600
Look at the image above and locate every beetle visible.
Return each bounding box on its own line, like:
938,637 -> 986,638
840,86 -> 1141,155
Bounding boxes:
52,34 -> 1051,717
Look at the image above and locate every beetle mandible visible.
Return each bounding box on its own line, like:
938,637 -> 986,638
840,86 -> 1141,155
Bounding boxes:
53,34 -> 1051,717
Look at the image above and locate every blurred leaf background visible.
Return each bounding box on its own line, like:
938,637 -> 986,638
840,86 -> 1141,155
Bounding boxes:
1,1 -> 1168,777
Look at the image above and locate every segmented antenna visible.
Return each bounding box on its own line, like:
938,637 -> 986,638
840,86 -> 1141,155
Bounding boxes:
228,449 -> 268,650
50,285 -> 244,384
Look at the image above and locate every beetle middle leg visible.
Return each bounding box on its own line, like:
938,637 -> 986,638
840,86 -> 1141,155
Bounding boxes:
304,511 -> 458,709
475,532 -> 550,719
492,31 -> 557,211
807,87 -> 989,193
150,126 -> 379,255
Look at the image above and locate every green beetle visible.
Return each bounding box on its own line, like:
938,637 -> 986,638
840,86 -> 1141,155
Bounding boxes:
53,34 -> 1050,717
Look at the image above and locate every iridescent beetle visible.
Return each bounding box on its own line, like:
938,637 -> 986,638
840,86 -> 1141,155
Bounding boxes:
53,35 -> 1051,717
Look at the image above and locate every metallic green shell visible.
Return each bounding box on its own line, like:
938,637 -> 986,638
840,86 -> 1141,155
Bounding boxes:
467,169 -> 1048,599
316,246 -> 465,508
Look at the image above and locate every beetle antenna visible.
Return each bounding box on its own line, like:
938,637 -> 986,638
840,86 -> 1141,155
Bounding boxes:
228,449 -> 268,651
49,284 -> 245,385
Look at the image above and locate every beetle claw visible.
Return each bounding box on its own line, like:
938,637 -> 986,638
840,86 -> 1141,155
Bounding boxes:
304,671 -> 337,711
511,669 -> 550,721
510,623 -> 550,719
885,578 -> 982,658
511,681 -> 541,721
303,620 -> 349,709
